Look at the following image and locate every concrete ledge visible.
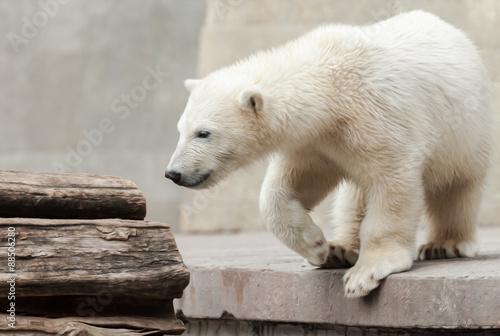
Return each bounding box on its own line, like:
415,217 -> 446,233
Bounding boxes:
175,228 -> 500,330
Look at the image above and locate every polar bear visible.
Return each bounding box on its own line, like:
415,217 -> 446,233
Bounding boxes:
166,10 -> 493,297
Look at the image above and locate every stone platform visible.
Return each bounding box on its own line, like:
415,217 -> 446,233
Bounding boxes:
175,227 -> 500,335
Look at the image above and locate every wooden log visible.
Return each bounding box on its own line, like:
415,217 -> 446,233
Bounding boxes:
0,296 -> 175,317
0,170 -> 146,220
0,314 -> 185,335
0,218 -> 189,300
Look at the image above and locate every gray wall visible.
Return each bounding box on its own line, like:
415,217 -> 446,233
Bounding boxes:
0,1 -> 206,229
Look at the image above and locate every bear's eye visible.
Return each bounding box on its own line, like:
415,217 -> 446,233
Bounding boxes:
197,131 -> 211,139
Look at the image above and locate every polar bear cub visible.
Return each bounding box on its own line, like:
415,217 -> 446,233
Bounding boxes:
166,11 -> 493,297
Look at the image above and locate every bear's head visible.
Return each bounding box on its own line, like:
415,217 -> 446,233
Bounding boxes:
165,75 -> 269,189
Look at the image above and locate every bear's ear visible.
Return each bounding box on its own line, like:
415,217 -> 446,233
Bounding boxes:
184,79 -> 201,92
238,89 -> 264,113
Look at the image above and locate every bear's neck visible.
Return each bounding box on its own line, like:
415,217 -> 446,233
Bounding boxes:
247,53 -> 362,151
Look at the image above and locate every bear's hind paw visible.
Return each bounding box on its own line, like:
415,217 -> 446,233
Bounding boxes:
418,240 -> 478,260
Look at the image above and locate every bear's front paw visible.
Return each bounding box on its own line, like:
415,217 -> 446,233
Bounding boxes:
418,240 -> 478,260
343,264 -> 379,297
320,242 -> 358,268
302,238 -> 331,267
343,250 -> 413,298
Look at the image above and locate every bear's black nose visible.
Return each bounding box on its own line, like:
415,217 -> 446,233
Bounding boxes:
165,170 -> 181,184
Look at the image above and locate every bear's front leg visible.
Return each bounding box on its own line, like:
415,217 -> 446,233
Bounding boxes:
259,153 -> 341,266
343,178 -> 423,297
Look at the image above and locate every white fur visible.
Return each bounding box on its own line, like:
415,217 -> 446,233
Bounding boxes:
167,11 -> 494,297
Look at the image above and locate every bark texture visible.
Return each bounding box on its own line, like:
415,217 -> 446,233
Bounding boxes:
0,218 -> 189,299
0,170 -> 146,220
0,218 -> 189,335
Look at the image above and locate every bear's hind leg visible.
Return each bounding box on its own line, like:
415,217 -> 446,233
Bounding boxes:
418,180 -> 481,260
329,181 -> 365,267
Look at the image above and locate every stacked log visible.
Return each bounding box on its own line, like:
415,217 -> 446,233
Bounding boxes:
0,170 -> 189,335
0,170 -> 146,219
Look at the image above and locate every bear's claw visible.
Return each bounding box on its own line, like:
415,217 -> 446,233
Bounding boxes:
418,240 -> 478,260
319,243 -> 357,268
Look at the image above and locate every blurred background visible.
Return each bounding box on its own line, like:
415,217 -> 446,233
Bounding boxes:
0,1 -> 206,229
1,0 -> 499,232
